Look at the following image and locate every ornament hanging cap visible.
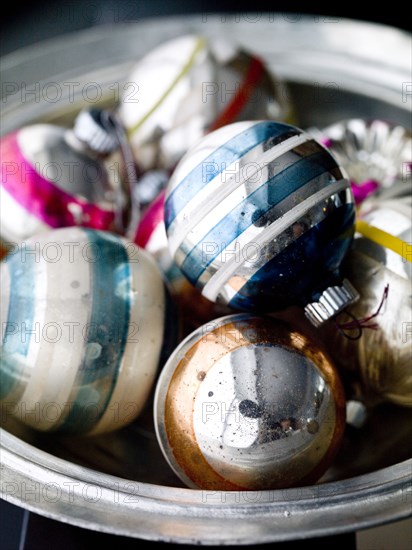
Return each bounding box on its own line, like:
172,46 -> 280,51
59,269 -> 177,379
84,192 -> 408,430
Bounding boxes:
304,279 -> 359,327
73,108 -> 119,154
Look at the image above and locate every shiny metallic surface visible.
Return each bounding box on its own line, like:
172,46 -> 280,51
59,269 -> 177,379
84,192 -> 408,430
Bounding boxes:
73,108 -> 119,154
0,123 -> 119,242
320,249 -> 412,407
0,426 -> 410,544
322,118 -> 412,189
165,120 -> 355,316
134,190 -> 233,332
1,15 -> 411,544
133,170 -> 169,207
154,314 -> 346,490
320,197 -> 412,407
118,34 -> 292,171
304,279 -> 359,327
357,196 -> 412,281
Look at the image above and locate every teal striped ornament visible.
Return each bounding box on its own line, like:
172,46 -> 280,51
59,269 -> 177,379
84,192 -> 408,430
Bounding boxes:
1,227 -> 171,435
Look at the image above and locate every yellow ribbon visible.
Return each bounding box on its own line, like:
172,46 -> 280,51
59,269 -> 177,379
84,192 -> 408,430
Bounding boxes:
356,219 -> 411,263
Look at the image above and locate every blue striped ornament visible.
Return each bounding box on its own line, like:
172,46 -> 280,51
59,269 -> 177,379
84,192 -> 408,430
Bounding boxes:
165,120 -> 357,318
0,227 -> 172,435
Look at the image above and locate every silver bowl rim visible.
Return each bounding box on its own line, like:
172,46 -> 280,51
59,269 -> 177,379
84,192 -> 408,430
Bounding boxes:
1,428 -> 412,545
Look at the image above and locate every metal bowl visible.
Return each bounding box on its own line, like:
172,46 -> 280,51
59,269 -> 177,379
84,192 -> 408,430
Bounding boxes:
1,15 -> 411,545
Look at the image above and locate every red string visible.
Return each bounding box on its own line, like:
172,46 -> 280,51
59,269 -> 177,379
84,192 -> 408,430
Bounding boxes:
207,55 -> 265,132
335,284 -> 389,340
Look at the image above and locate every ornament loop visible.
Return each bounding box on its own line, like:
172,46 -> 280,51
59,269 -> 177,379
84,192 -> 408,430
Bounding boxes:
335,284 -> 390,340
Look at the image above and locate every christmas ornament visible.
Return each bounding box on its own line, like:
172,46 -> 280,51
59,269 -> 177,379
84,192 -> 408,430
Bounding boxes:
131,169 -> 169,210
134,190 -> 232,331
165,120 -> 358,325
134,190 -> 179,284
154,313 -> 346,490
321,119 -> 412,202
0,109 -> 127,243
118,34 -> 292,171
0,227 -> 173,434
320,197 -> 412,407
355,196 -> 411,281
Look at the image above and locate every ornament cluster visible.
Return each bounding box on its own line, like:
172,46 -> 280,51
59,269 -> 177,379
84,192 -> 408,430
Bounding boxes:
1,34 -> 411,491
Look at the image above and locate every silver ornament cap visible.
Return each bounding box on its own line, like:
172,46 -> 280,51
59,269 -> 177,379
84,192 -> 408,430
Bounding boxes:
304,279 -> 359,327
73,108 -> 119,154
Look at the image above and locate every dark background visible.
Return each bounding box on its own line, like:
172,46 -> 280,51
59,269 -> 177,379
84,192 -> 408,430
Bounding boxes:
0,2 -> 410,549
0,1 -> 410,56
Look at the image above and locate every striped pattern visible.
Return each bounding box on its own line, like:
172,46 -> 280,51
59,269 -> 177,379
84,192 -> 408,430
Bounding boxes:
118,35 -> 289,172
355,197 -> 412,282
0,126 -> 116,243
0,227 -> 168,435
165,121 -> 355,311
126,36 -> 207,136
0,245 -> 39,402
